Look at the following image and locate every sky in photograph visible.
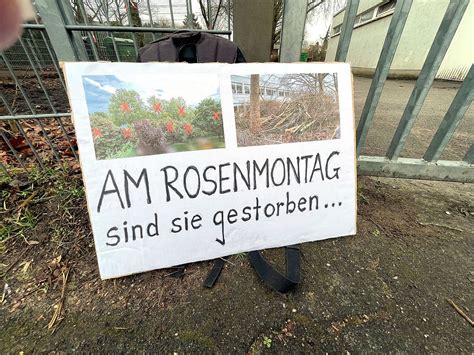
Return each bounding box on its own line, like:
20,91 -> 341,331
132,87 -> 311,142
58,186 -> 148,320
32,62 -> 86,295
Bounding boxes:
82,73 -> 220,113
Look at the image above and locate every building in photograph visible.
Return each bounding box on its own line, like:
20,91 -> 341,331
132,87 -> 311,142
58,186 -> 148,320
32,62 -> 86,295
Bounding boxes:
326,0 -> 473,81
231,74 -> 338,106
231,75 -> 292,106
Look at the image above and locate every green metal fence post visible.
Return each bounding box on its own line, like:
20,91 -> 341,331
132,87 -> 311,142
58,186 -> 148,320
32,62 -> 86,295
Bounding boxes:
169,0 -> 176,28
56,0 -> 89,61
35,0 -> 78,61
355,0 -> 412,156
335,0 -> 360,62
423,65 -> 474,162
77,0 -> 100,61
279,0 -> 307,63
385,0 -> 469,161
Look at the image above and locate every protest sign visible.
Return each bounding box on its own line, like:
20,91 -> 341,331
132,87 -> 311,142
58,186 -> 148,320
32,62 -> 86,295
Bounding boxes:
63,62 -> 356,279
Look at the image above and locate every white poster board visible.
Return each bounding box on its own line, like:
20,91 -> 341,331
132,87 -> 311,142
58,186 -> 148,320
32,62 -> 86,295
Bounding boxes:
63,62 -> 356,279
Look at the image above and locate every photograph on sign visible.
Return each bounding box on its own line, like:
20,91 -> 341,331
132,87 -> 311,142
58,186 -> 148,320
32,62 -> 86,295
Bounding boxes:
232,73 -> 340,147
63,62 -> 356,279
82,73 -> 224,160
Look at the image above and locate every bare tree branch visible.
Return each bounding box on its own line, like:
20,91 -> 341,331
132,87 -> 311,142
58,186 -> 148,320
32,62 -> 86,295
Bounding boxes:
211,0 -> 224,29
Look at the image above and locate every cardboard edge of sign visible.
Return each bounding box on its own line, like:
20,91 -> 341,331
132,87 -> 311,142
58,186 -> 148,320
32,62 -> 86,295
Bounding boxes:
60,61 -> 105,274
60,61 -> 358,280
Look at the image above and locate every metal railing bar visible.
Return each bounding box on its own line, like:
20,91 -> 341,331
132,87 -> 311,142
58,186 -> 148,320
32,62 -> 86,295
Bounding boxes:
129,30 -> 139,57
385,0 -> 469,160
56,0 -> 90,61
355,0 -> 413,156
423,65 -> 474,162
227,0 -> 231,36
187,0 -> 193,29
25,32 -> 43,71
146,0 -> 157,41
335,0 -> 360,62
188,0 -> 193,14
1,94 -> 46,170
208,0 -> 212,29
13,121 -> 46,170
358,156 -> 474,183
18,37 -> 58,114
55,117 -> 78,160
1,53 -> 36,113
169,0 -> 176,28
1,54 -> 63,164
0,113 -> 72,121
0,131 -> 29,172
18,37 -> 76,164
102,0 -> 121,62
34,29 -> 67,90
77,0 -> 100,61
19,36 -> 78,160
108,32 -> 121,62
22,24 -> 46,30
464,144 -> 474,164
33,119 -> 63,164
35,0 -> 77,61
64,25 -> 231,35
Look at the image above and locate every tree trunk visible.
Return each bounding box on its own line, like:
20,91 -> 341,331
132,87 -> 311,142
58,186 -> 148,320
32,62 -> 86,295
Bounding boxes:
249,74 -> 261,133
318,74 -> 324,94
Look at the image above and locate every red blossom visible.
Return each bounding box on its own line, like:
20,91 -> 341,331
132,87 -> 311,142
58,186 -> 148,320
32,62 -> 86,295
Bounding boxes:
153,102 -> 162,113
183,123 -> 193,135
122,127 -> 132,139
178,106 -> 186,117
212,111 -> 220,121
120,102 -> 130,113
91,127 -> 102,139
165,121 -> 175,133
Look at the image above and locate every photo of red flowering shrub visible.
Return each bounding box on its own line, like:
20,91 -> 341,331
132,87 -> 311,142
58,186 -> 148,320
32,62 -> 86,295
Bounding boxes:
83,75 -> 225,160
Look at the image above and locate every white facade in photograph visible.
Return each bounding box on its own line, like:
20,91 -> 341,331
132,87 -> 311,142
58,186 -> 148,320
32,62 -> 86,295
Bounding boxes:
231,75 -> 293,106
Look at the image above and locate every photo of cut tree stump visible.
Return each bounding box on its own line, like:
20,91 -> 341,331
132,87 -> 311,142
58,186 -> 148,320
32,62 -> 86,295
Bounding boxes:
232,73 -> 340,147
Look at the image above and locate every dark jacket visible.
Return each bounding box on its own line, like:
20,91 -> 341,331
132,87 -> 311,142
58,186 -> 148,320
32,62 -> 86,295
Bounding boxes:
137,31 -> 245,63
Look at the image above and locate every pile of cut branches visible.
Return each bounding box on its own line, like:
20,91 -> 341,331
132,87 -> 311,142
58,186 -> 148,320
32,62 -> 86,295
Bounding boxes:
260,93 -> 339,137
235,92 -> 340,145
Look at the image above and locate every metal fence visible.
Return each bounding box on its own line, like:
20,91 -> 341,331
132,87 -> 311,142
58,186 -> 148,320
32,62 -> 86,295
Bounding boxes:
340,0 -> 473,182
1,19 -> 75,176
0,0 -> 231,177
1,0 -> 473,182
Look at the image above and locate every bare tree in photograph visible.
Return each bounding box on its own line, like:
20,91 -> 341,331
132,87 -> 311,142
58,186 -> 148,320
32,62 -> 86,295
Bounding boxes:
281,73 -> 336,94
249,74 -> 261,133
